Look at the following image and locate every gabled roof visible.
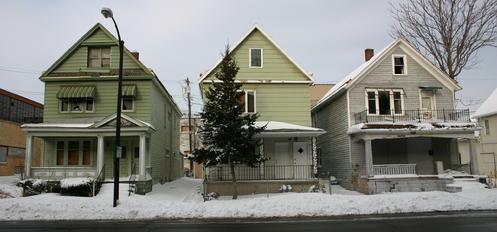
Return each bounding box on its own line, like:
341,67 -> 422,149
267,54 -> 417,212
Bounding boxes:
42,23 -> 153,77
198,24 -> 314,83
473,87 -> 497,118
312,38 -> 461,111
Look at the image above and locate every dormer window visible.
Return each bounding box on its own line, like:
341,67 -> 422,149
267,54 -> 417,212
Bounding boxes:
88,47 -> 111,68
392,55 -> 406,75
249,48 -> 263,68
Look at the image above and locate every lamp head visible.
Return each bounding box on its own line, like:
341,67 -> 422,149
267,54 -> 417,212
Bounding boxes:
101,7 -> 113,18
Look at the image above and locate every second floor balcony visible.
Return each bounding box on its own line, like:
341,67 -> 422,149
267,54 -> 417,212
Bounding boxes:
354,109 -> 471,125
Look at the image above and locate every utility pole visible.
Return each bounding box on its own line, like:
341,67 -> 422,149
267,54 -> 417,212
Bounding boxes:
185,78 -> 194,173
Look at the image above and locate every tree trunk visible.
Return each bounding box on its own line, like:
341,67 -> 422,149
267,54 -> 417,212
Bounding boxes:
229,160 -> 238,200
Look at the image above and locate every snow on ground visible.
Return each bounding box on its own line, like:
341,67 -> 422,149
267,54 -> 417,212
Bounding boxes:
0,175 -> 22,198
0,177 -> 496,220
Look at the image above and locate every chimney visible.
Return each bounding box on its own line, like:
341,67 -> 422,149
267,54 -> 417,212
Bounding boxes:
131,51 -> 140,60
365,48 -> 374,62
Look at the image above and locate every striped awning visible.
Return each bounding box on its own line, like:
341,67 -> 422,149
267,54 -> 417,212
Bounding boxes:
57,86 -> 96,99
122,85 -> 136,96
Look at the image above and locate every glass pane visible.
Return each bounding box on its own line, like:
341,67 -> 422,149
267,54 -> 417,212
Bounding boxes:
394,92 -> 402,114
394,57 -> 404,66
0,146 -> 7,162
236,92 -> 245,112
82,141 -> 91,165
68,141 -> 79,165
56,141 -> 65,165
394,66 -> 404,74
122,97 -> 133,111
251,49 -> 261,67
89,48 -> 100,58
61,100 -> 69,112
71,99 -> 83,112
101,58 -> 110,67
8,147 -> 25,156
101,48 -> 110,58
86,98 -> 93,111
367,92 -> 376,114
247,91 -> 255,113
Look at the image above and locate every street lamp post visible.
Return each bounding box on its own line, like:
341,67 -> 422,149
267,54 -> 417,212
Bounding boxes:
101,7 -> 124,207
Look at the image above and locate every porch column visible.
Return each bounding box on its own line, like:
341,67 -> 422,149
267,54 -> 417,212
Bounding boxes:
97,135 -> 105,174
139,134 -> 146,177
24,135 -> 33,178
312,137 -> 318,175
364,139 -> 373,177
469,139 -> 480,174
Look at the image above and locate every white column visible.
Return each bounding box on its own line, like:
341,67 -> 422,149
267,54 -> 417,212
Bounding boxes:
97,135 -> 105,174
364,139 -> 373,177
139,134 -> 146,177
25,135 -> 33,178
469,139 -> 479,175
312,137 -> 318,175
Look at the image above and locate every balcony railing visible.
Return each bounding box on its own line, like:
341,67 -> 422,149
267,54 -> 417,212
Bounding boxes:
354,109 -> 470,124
373,164 -> 417,175
205,164 -> 313,181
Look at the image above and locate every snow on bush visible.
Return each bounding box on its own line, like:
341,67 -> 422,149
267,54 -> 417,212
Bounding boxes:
60,177 -> 94,188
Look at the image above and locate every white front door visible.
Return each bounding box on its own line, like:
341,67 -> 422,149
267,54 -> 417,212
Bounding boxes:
272,142 -> 291,179
293,142 -> 311,179
420,91 -> 436,119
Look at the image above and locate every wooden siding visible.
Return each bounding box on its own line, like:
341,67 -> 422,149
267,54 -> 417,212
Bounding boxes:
347,46 -> 455,124
204,29 -> 309,82
43,80 -> 152,122
314,92 -> 353,189
203,83 -> 311,126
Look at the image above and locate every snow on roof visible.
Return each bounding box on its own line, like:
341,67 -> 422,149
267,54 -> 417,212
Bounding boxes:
21,123 -> 93,128
473,87 -> 497,118
255,121 -> 324,132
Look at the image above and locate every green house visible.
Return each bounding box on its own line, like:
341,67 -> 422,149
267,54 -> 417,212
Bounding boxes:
199,25 -> 325,195
22,23 -> 182,194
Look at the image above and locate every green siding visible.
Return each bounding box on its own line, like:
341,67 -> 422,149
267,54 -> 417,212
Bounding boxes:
43,80 -> 152,123
55,47 -> 88,72
204,29 -> 309,81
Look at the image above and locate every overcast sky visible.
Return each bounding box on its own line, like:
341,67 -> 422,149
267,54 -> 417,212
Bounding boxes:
1,0 -> 496,114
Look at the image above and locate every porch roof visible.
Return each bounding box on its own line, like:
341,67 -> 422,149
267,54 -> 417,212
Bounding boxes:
348,122 -> 478,140
21,113 -> 155,134
254,121 -> 325,137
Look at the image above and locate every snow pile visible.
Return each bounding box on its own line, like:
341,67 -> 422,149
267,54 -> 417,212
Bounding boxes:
0,176 -> 23,198
19,178 -> 46,187
60,177 -> 94,188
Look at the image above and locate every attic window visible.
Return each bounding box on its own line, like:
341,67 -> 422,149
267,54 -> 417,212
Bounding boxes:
249,48 -> 263,68
88,47 -> 110,68
392,55 -> 406,75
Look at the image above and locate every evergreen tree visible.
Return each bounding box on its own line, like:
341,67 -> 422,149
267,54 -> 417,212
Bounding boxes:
193,45 -> 265,199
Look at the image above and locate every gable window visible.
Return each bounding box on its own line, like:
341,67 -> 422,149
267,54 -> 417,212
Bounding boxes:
56,140 -> 93,166
60,98 -> 94,113
88,47 -> 111,68
237,90 -> 256,113
249,48 -> 263,68
365,89 -> 404,115
122,96 -> 134,112
393,55 -> 406,75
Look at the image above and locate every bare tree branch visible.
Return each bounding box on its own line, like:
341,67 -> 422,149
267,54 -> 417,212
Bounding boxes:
391,0 -> 497,80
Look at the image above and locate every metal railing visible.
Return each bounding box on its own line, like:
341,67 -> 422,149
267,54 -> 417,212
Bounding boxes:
354,109 -> 470,124
205,164 -> 313,182
128,162 -> 137,196
92,165 -> 105,197
373,164 -> 417,175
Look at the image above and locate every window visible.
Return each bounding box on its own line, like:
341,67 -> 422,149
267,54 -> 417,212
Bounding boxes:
122,96 -> 134,112
7,147 -> 25,156
393,55 -> 406,75
249,48 -> 263,68
485,120 -> 490,135
237,90 -> 256,113
0,146 -> 6,163
56,140 -> 93,166
365,89 -> 404,115
88,47 -> 111,68
60,99 -> 94,113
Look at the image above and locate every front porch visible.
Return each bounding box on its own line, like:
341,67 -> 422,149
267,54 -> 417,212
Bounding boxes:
21,114 -> 155,194
204,121 -> 325,195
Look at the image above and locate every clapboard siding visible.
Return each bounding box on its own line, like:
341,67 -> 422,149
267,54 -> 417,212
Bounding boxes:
348,47 -> 455,123
43,80 -> 152,122
204,29 -> 309,82
314,92 -> 352,189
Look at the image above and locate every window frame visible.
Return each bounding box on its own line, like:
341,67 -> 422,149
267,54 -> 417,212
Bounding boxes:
392,54 -> 407,75
87,47 -> 111,68
365,88 -> 404,116
485,120 -> 490,135
59,98 -> 95,113
121,96 -> 135,112
238,90 -> 257,113
249,48 -> 263,68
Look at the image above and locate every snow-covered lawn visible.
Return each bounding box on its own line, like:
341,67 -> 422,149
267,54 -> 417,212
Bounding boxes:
0,175 -> 22,198
0,177 -> 496,220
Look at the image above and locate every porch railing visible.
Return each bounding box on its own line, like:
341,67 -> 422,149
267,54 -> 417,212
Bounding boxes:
205,164 -> 313,182
354,109 -> 470,124
373,164 -> 417,175
31,167 -> 97,180
92,165 -> 105,197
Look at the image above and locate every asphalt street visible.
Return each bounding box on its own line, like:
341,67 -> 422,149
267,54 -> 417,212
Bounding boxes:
1,211 -> 497,232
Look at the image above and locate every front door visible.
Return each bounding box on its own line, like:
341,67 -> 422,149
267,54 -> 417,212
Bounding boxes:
272,142 -> 291,179
420,90 -> 435,119
292,142 -> 311,179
